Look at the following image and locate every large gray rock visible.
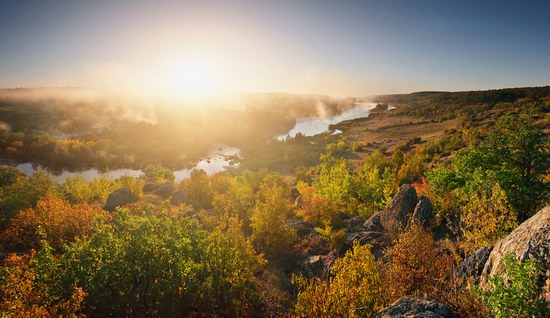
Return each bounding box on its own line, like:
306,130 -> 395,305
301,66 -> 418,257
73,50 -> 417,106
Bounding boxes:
286,219 -> 316,238
344,216 -> 364,231
345,230 -> 390,259
345,185 -> 435,257
412,196 -> 433,228
170,188 -> 188,205
104,188 -> 134,212
457,246 -> 493,284
480,205 -> 550,301
156,183 -> 176,198
302,252 -> 337,278
376,184 -> 418,235
374,297 -> 456,318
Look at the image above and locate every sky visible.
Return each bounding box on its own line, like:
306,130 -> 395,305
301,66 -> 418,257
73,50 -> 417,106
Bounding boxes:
1,0 -> 549,96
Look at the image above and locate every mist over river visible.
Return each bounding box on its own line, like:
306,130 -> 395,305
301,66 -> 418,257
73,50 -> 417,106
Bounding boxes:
9,102 -> 379,182
15,145 -> 240,183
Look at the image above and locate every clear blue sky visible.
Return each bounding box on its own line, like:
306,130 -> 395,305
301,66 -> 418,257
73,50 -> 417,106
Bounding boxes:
1,0 -> 549,95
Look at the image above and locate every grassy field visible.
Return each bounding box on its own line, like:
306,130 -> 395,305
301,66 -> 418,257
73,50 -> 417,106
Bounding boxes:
334,112 -> 461,159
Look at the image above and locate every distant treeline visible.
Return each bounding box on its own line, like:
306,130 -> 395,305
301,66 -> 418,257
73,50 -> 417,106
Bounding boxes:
375,86 -> 550,121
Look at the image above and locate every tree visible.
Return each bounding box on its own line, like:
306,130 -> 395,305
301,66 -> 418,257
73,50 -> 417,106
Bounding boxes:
143,164 -> 175,183
451,114 -> 549,220
396,150 -> 428,185
296,181 -> 337,225
384,224 -> 454,301
484,114 -> 549,219
313,154 -> 356,216
0,170 -> 53,231
184,170 -> 214,209
202,217 -> 266,316
294,242 -> 386,317
0,248 -> 86,317
250,173 -> 297,255
58,208 -> 265,317
2,194 -> 108,251
355,162 -> 397,215
458,177 -> 517,254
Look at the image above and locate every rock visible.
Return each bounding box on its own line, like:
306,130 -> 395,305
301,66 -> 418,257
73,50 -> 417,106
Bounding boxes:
457,246 -> 493,284
344,185 -> 429,257
365,184 -> 418,236
286,219 -> 316,238
290,186 -> 300,202
480,205 -> 550,301
344,216 -> 364,231
170,188 -> 188,205
156,183 -> 176,198
412,196 -> 433,228
363,212 -> 384,232
302,251 -> 337,278
345,230 -> 390,259
104,188 -> 134,212
374,297 -> 456,318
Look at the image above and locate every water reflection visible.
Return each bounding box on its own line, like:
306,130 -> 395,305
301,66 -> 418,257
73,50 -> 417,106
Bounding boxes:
14,145 -> 241,183
173,146 -> 240,182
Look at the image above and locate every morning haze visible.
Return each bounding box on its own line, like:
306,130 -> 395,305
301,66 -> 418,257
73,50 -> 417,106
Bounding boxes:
0,1 -> 548,317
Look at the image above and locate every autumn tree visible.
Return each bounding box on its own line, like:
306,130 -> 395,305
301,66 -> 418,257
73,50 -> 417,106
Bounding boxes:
57,208 -> 265,317
250,173 -> 297,255
0,248 -> 86,317
294,242 -> 386,317
184,169 -> 214,209
0,170 -> 53,231
2,193 -> 107,251
383,224 -> 454,301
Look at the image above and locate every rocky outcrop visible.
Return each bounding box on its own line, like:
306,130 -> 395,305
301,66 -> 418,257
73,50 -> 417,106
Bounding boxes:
345,185 -> 434,257
344,216 -> 363,231
412,196 -> 433,228
345,230 -> 391,259
480,205 -> 550,301
302,252 -> 337,278
457,246 -> 493,284
286,219 -> 316,238
170,188 -> 188,206
104,188 -> 134,212
375,297 -> 456,318
377,184 -> 419,235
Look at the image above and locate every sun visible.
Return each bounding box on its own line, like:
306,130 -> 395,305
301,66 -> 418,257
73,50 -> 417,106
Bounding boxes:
162,59 -> 223,100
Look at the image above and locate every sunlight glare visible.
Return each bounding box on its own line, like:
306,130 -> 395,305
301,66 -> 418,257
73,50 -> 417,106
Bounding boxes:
162,59 -> 224,100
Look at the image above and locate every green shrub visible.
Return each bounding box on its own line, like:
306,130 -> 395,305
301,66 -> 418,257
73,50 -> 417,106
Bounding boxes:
480,254 -> 547,318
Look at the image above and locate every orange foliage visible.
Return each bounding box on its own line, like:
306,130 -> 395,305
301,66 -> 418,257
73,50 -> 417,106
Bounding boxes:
0,251 -> 86,317
2,193 -> 108,251
384,224 -> 454,301
411,176 -> 430,197
296,183 -> 336,225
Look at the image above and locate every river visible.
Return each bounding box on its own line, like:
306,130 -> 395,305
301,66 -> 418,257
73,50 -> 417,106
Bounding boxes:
11,102 -> 379,182
276,102 -> 375,140
15,145 -> 240,183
